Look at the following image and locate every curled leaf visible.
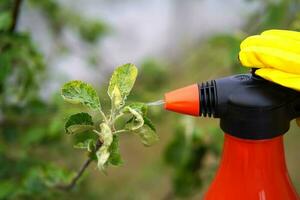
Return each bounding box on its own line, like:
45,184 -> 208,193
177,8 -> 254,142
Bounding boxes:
124,106 -> 144,130
61,80 -> 100,110
108,63 -> 138,101
65,112 -> 94,134
96,146 -> 110,171
98,123 -> 113,146
128,102 -> 148,115
96,123 -> 113,171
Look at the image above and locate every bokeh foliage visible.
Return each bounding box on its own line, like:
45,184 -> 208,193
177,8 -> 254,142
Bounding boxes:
0,0 -> 107,199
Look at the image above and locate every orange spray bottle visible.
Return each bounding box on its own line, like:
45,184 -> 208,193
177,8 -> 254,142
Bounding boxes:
164,69 -> 300,200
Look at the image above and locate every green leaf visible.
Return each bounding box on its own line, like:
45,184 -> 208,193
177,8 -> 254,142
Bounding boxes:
65,112 -> 94,134
108,135 -> 123,166
143,116 -> 156,132
124,106 -> 144,130
61,80 -> 101,110
0,12 -> 12,32
136,125 -> 159,146
108,63 -> 138,101
96,146 -> 110,171
74,139 -> 96,152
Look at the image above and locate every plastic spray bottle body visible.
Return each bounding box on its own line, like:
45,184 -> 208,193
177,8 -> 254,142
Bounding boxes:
205,134 -> 298,200
164,72 -> 300,199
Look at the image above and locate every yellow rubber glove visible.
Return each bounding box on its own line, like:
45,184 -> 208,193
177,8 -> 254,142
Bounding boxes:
239,29 -> 300,126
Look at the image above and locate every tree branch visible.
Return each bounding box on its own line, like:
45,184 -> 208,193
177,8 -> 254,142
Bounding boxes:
56,140 -> 102,191
57,96 -> 119,191
10,0 -> 23,33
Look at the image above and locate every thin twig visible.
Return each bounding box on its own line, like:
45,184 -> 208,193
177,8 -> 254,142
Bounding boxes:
10,0 -> 23,33
56,140 -> 102,191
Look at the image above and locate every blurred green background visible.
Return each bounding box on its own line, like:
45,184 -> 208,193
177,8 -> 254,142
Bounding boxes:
1,0 -> 300,199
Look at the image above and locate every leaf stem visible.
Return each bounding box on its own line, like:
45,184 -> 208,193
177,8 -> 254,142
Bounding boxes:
113,129 -> 127,134
99,108 -> 108,123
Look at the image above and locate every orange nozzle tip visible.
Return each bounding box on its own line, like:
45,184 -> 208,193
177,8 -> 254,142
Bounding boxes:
164,84 -> 200,116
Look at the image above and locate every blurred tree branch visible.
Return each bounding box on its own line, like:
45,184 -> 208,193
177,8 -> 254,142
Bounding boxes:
10,0 -> 23,32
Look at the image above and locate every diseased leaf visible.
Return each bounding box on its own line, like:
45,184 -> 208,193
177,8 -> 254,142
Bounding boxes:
108,63 -> 138,101
65,112 -> 94,134
124,106 -> 144,130
98,123 -> 113,146
108,135 -> 123,166
96,146 -> 110,171
61,80 -> 100,110
95,123 -> 113,171
136,125 -> 159,146
111,85 -> 123,108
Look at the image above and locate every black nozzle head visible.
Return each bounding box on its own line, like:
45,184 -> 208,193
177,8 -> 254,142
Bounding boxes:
199,73 -> 300,140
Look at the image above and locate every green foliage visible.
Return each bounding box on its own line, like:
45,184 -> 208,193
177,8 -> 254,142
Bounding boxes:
139,59 -> 168,90
164,117 -> 223,197
0,0 -> 111,199
61,63 -> 158,172
164,117 -> 207,197
0,11 -> 11,31
0,33 -> 44,105
79,21 -> 107,43
108,135 -> 123,166
208,33 -> 246,74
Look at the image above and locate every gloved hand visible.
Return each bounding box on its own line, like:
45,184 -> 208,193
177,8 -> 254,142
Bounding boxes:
239,29 -> 300,126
